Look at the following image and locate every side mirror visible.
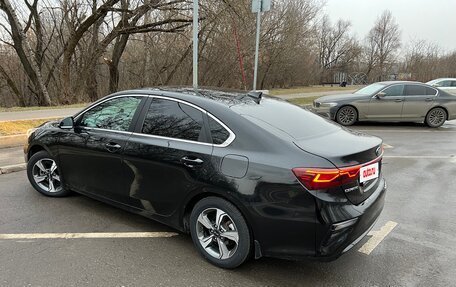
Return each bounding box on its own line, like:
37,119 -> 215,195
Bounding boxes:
432,84 -> 440,87
375,92 -> 386,99
59,117 -> 74,129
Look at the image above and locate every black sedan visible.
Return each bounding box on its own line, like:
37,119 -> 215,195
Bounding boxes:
311,81 -> 456,127
25,88 -> 386,268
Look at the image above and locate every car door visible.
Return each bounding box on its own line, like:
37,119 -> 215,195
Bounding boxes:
401,85 -> 437,120
58,96 -> 145,201
121,97 -> 214,216
449,81 -> 456,95
367,84 -> 405,120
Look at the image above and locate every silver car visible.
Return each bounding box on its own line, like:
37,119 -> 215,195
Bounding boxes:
310,81 -> 456,128
426,78 -> 456,95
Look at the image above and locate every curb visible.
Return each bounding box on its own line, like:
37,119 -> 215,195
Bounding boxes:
0,163 -> 26,175
0,134 -> 27,148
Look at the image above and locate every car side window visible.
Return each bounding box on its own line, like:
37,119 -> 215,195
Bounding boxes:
437,81 -> 451,87
142,98 -> 207,143
382,85 -> 404,97
405,85 -> 427,96
451,81 -> 456,87
426,87 -> 437,96
208,116 -> 230,145
79,96 -> 141,131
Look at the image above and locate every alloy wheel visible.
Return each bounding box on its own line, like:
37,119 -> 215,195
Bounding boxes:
337,106 -> 357,126
196,208 -> 239,260
427,108 -> 446,127
32,158 -> 62,193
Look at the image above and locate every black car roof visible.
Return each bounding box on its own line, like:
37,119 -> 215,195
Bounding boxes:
107,86 -> 271,110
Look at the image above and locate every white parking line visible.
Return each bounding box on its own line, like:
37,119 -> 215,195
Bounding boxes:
358,221 -> 398,255
382,143 -> 394,149
356,129 -> 456,133
0,232 -> 179,240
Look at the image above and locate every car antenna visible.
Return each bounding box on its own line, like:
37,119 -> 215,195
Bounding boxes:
246,91 -> 263,104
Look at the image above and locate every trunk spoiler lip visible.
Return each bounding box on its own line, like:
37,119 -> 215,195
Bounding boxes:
293,141 -> 384,169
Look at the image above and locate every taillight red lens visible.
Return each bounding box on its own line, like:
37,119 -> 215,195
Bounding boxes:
292,166 -> 361,190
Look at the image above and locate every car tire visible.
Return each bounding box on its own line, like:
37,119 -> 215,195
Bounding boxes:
27,150 -> 70,197
189,197 -> 251,269
336,106 -> 358,126
425,107 -> 447,128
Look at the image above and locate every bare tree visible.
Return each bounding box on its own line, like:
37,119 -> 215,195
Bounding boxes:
366,10 -> 401,81
0,0 -> 52,105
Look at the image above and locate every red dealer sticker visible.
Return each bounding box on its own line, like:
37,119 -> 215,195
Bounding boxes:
360,162 -> 379,183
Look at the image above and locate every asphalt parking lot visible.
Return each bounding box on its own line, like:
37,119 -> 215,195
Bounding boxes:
1,120 -> 455,287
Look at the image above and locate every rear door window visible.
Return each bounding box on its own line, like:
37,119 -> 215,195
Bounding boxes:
141,98 -> 208,143
405,85 -> 427,96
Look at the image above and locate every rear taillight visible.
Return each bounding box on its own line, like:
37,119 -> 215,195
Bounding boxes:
292,166 -> 360,190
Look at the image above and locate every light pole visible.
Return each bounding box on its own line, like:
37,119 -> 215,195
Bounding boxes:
252,0 -> 271,91
253,9 -> 261,91
193,0 -> 199,89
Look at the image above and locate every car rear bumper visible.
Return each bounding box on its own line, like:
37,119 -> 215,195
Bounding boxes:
314,177 -> 387,260
251,177 -> 387,261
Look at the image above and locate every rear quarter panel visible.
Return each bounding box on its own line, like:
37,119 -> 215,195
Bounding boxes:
436,94 -> 456,120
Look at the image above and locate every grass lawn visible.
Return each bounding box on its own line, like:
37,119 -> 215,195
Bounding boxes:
0,118 -> 59,136
270,85 -> 363,96
0,103 -> 87,112
287,96 -> 319,106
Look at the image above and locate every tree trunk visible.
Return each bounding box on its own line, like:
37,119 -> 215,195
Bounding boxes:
0,0 -> 51,105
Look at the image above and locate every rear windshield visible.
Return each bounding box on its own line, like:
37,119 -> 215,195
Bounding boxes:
231,98 -> 340,140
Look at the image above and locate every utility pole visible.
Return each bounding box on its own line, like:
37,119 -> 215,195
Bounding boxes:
193,0 -> 199,89
252,0 -> 271,91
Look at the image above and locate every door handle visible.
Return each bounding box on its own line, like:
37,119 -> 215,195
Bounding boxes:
425,98 -> 433,102
105,142 -> 121,152
394,99 -> 403,102
181,156 -> 204,168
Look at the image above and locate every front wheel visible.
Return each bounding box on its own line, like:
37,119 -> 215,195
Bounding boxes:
336,106 -> 358,126
27,150 -> 70,197
425,107 -> 447,128
189,197 -> 251,269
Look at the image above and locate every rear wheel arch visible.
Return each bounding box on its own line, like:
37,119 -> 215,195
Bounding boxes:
181,191 -> 254,237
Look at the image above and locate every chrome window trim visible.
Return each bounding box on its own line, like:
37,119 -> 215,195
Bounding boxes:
81,126 -> 133,135
131,132 -> 213,147
74,93 -> 236,148
427,86 -> 438,96
205,113 -> 236,148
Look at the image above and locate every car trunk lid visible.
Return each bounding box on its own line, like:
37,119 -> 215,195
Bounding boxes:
293,128 -> 383,205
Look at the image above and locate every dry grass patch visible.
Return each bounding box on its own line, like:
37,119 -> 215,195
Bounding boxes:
0,103 -> 87,112
288,97 -> 320,106
271,85 -> 363,96
0,118 -> 59,136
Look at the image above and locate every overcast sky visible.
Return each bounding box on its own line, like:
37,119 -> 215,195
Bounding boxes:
324,0 -> 456,52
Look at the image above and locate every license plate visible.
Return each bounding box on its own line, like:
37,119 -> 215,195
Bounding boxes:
359,162 -> 379,183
